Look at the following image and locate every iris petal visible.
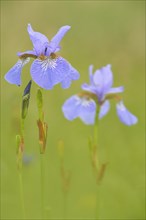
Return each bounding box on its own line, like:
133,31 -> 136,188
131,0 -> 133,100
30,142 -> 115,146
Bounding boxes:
30,57 -> 79,90
27,24 -> 49,56
81,66 -> 96,94
48,57 -> 79,88
79,99 -> 96,125
107,86 -> 124,94
102,64 -> 113,91
62,95 -> 96,125
49,26 -> 71,52
93,64 -> 113,99
17,50 -> 37,58
89,65 -> 94,84
99,100 -> 110,119
30,58 -> 55,90
62,95 -> 81,120
81,83 -> 96,94
116,101 -> 138,126
61,62 -> 80,89
4,58 -> 30,86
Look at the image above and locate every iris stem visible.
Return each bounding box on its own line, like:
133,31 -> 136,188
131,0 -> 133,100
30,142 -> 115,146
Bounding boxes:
63,192 -> 67,219
18,170 -> 25,219
18,118 -> 25,218
40,153 -> 45,219
93,109 -> 100,219
37,88 -> 46,219
93,109 -> 100,170
95,184 -> 100,220
20,118 -> 25,138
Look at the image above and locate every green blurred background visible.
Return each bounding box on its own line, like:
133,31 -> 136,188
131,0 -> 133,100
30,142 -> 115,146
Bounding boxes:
1,1 -> 145,219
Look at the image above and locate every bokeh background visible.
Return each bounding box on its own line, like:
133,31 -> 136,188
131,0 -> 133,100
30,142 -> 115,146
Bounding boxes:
1,1 -> 145,219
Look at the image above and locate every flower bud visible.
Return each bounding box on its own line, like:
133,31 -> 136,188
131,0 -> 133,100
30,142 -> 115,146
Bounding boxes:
21,80 -> 32,119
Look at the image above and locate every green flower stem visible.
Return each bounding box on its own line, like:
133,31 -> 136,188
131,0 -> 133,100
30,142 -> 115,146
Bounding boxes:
40,154 -> 45,219
37,88 -> 47,219
18,170 -> 25,219
93,109 -> 100,220
20,118 -> 25,139
93,109 -> 100,171
16,81 -> 32,219
37,88 -> 43,121
63,192 -> 67,219
95,184 -> 100,220
18,116 -> 25,219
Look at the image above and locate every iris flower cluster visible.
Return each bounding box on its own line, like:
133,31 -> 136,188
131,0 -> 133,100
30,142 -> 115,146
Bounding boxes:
5,24 -> 138,126
62,65 -> 138,126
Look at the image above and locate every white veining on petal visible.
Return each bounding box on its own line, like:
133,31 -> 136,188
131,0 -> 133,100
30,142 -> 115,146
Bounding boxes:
38,58 -> 57,71
117,101 -> 126,111
74,96 -> 82,106
74,95 -> 93,107
15,58 -> 30,69
22,58 -> 30,66
82,98 -> 91,107
16,59 -> 23,68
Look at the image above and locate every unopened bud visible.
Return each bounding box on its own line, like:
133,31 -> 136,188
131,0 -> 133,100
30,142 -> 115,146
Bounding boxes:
21,80 -> 32,119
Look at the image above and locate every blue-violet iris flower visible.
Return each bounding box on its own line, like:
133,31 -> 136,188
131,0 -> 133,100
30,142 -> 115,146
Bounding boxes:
5,24 -> 79,89
62,64 -> 138,126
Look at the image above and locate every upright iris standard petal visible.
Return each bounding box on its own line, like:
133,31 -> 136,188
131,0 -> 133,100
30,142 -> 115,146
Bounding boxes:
102,64 -> 113,92
27,24 -> 49,56
99,100 -> 110,119
89,65 -> 94,84
81,65 -> 95,94
30,57 -> 79,90
93,64 -> 113,100
116,101 -> 138,126
49,26 -> 71,53
4,58 -> 30,86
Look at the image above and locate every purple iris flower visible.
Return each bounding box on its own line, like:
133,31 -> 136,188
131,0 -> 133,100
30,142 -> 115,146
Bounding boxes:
62,64 -> 138,126
4,24 -> 79,89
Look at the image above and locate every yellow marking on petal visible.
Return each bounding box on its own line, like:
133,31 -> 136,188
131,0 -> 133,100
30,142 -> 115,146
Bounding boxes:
20,54 -> 37,59
105,94 -> 122,101
50,52 -> 58,59
39,54 -> 47,60
78,91 -> 98,103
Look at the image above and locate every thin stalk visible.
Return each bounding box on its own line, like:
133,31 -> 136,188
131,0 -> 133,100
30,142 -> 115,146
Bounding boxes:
18,171 -> 25,219
95,183 -> 100,220
40,154 -> 45,219
93,109 -> 100,219
18,118 -> 25,218
17,80 -> 32,219
20,118 -> 25,139
63,192 -> 67,219
93,109 -> 100,171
